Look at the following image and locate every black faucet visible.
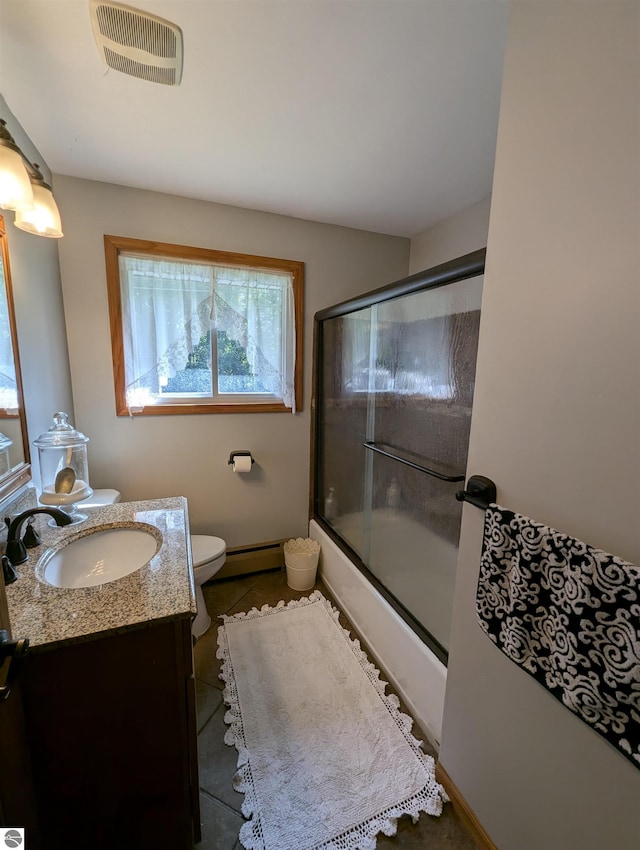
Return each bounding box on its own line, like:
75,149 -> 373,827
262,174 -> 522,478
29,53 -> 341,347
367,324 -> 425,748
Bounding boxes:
5,508 -> 73,566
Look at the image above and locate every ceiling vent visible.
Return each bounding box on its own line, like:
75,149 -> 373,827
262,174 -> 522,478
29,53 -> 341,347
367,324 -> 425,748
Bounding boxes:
89,0 -> 183,86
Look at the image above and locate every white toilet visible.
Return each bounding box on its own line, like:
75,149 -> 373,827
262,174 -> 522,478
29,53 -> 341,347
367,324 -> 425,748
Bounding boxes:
189,534 -> 226,638
81,489 -> 226,639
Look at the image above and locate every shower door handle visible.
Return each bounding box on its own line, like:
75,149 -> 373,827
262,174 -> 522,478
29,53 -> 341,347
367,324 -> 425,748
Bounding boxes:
363,441 -> 465,482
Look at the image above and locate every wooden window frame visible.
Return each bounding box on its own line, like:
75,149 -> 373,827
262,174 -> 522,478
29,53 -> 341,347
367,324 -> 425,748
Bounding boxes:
104,235 -> 304,415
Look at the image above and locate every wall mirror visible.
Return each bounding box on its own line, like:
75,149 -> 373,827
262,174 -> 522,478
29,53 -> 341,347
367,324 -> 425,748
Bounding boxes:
0,214 -> 30,501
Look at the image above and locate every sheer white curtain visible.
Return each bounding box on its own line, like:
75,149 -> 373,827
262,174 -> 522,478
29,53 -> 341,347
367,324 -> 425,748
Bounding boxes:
212,266 -> 296,411
120,255 -> 213,411
119,255 -> 296,412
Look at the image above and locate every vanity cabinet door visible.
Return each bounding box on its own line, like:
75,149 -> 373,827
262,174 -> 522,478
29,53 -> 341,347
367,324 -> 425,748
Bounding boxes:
0,573 -> 40,842
18,618 -> 199,850
0,678 -> 40,841
179,620 -> 202,845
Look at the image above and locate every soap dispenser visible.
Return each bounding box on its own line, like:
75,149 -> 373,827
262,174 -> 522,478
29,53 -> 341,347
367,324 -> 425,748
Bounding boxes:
386,477 -> 401,511
324,486 -> 338,522
33,412 -> 93,519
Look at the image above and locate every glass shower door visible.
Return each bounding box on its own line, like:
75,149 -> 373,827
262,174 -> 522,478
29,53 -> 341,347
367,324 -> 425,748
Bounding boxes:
363,280 -> 481,655
316,256 -> 483,662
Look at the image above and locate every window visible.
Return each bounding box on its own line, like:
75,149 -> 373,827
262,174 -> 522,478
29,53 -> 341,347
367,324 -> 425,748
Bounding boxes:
105,236 -> 304,415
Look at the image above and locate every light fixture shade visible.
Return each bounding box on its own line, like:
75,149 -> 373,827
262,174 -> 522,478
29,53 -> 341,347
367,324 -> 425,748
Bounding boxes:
14,182 -> 63,238
0,144 -> 34,212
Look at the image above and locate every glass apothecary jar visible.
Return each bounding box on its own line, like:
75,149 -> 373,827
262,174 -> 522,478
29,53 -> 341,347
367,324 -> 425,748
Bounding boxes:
33,412 -> 93,516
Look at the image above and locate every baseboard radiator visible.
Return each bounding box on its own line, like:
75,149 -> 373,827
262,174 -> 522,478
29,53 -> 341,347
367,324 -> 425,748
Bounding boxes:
212,539 -> 286,580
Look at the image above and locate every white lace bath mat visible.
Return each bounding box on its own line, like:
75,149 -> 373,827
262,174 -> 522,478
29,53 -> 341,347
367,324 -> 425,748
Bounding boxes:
216,590 -> 447,850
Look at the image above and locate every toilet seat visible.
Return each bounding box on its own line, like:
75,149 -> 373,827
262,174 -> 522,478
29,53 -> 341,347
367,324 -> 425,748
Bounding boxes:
77,488 -> 122,508
190,534 -> 226,567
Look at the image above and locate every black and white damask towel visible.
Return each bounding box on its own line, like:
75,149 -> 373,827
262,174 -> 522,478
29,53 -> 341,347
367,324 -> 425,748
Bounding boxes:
477,504 -> 640,769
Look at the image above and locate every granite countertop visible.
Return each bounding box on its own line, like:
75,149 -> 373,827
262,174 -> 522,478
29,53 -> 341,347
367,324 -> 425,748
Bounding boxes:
5,496 -> 196,651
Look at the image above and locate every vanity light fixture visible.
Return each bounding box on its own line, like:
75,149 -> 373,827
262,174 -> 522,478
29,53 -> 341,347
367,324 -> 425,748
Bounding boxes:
0,119 -> 63,238
14,164 -> 63,239
0,120 -> 33,212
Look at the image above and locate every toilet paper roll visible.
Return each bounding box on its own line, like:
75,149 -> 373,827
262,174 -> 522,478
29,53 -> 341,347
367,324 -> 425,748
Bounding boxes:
232,455 -> 253,473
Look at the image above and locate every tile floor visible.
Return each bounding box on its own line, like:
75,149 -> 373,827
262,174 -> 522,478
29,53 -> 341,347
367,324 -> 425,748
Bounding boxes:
193,568 -> 479,850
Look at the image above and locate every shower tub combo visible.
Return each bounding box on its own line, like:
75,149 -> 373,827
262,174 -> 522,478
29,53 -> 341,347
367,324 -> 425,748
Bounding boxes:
310,250 -> 484,747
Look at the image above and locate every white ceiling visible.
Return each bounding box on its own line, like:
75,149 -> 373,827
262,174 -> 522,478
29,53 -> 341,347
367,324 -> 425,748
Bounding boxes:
0,0 -> 509,238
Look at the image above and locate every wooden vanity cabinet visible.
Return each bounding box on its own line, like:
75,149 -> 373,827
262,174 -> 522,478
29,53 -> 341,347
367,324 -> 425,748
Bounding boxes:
17,616 -> 201,850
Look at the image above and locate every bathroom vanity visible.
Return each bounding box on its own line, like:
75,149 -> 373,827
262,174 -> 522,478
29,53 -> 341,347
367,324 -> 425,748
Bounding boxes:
1,498 -> 200,849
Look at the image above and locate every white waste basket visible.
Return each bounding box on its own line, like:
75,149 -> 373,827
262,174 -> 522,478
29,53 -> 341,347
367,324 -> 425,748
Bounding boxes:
284,538 -> 320,591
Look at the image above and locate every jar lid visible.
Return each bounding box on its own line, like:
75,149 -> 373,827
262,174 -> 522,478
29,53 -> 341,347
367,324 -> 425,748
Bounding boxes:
33,411 -> 90,448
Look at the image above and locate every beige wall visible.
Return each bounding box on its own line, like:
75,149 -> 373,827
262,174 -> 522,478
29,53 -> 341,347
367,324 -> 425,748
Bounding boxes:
0,95 -> 74,489
408,196 -> 491,274
440,4 -> 640,849
54,176 -> 409,544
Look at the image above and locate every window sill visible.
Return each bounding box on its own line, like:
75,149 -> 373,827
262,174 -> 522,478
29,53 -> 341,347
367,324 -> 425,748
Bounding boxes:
117,402 -> 295,416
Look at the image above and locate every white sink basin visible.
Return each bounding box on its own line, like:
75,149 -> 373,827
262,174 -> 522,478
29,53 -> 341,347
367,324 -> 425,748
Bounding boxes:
37,525 -> 161,589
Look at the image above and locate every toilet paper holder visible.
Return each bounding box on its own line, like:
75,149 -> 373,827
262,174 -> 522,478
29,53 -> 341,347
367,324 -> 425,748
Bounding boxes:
228,450 -> 255,468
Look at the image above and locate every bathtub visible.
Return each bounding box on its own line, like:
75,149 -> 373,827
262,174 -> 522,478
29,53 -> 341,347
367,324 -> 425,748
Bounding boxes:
309,517 -> 447,750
